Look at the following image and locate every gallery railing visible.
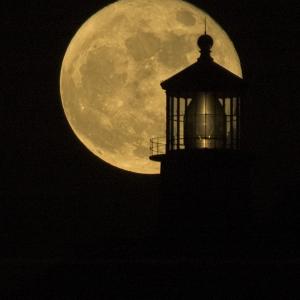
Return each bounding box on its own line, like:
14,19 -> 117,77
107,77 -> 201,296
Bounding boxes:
150,137 -> 186,156
149,137 -> 166,156
150,136 -> 236,156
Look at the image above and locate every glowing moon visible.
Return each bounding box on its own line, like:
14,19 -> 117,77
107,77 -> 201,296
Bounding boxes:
60,0 -> 242,174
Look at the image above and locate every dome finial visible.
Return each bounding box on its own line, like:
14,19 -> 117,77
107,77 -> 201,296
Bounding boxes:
197,17 -> 213,62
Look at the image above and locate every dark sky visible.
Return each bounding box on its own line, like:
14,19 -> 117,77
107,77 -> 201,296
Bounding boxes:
3,0 -> 299,242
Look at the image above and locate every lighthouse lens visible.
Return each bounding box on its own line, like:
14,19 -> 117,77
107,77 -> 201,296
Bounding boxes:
184,92 -> 225,149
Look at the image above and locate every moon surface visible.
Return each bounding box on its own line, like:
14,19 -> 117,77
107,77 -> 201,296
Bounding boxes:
60,0 -> 242,174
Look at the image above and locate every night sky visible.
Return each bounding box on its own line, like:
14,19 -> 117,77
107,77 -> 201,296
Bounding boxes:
2,1 -> 300,297
3,0 -> 300,242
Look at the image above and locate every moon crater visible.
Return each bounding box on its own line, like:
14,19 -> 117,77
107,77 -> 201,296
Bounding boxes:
176,9 -> 196,26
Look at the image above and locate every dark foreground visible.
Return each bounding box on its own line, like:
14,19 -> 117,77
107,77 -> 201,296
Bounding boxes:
2,232 -> 299,299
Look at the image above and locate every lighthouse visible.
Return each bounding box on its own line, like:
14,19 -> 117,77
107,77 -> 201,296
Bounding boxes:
150,32 -> 251,237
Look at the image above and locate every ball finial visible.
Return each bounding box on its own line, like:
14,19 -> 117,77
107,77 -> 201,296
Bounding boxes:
197,34 -> 213,51
197,34 -> 214,61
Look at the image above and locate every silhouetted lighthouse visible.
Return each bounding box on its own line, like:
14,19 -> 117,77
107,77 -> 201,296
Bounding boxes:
150,33 -> 251,237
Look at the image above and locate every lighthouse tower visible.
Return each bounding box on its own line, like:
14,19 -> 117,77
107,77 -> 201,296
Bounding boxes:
150,33 -> 251,237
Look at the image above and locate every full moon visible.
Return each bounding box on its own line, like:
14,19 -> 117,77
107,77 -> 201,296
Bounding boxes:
60,0 -> 242,174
